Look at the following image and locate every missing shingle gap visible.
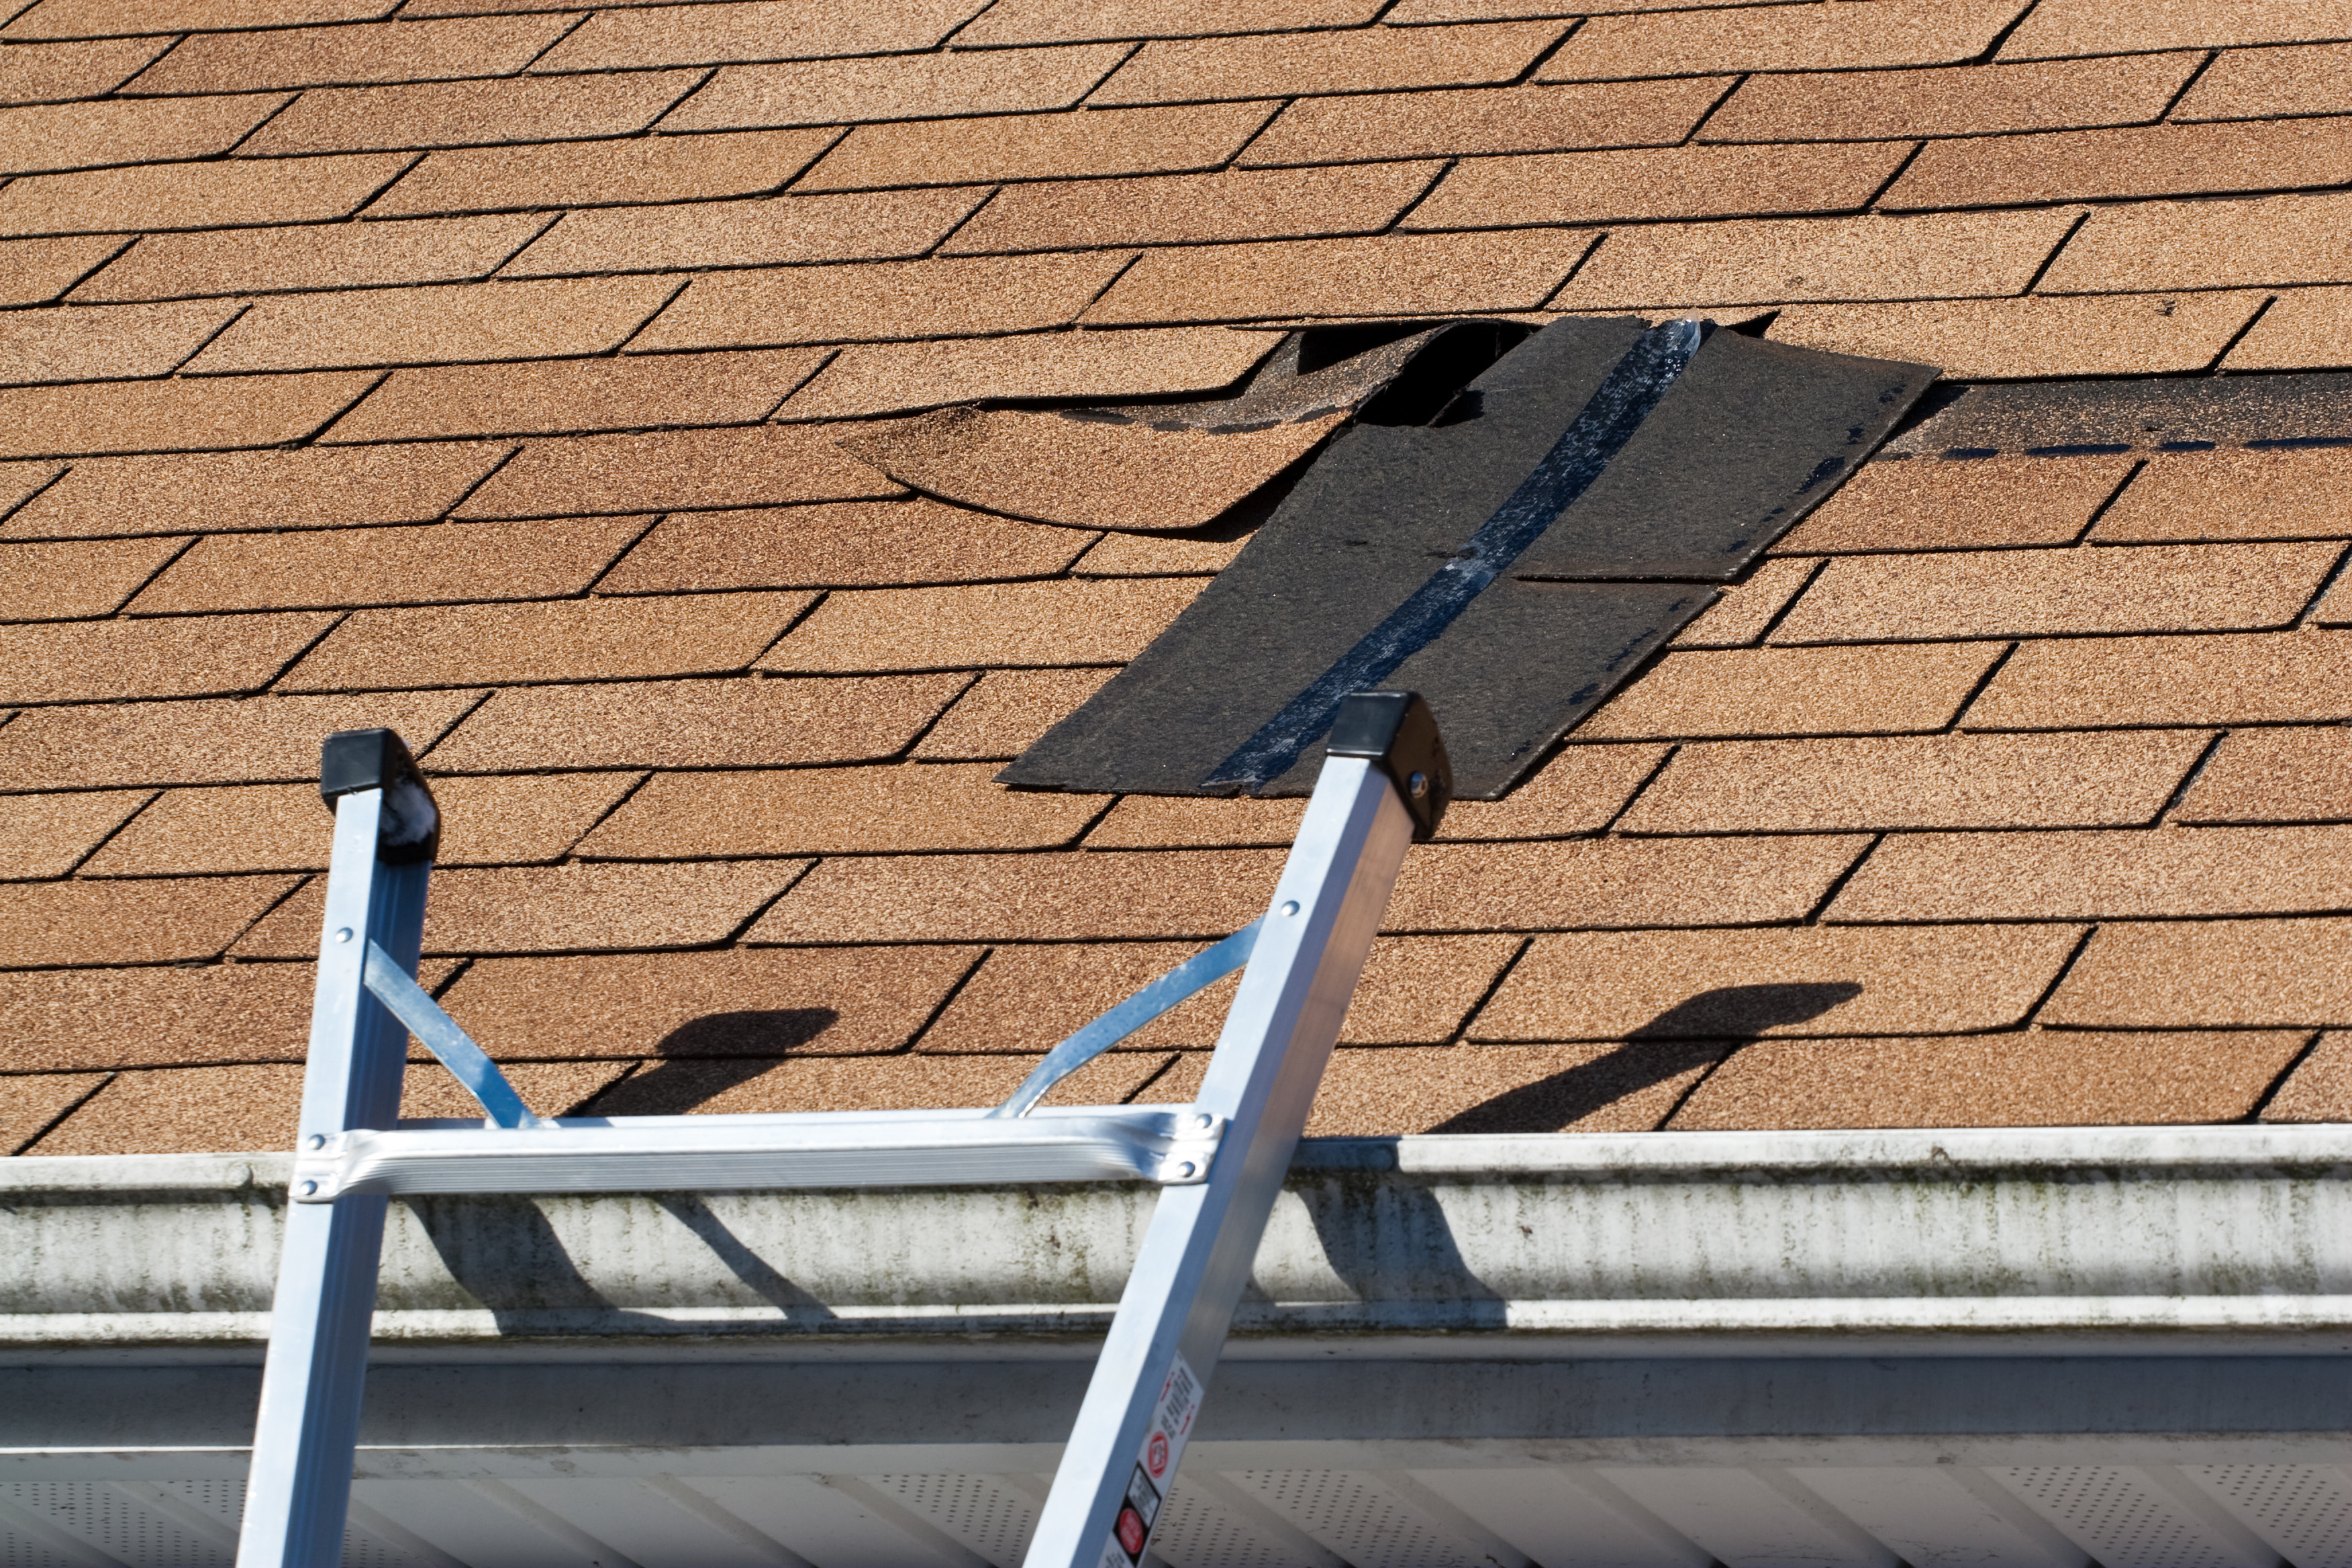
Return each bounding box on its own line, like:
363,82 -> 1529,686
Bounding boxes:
52,787 -> 162,880
1593,743 -> 1682,838
577,513 -> 669,595
2149,730 -> 2231,827
2245,1030 -> 2329,1122
1971,0 -> 2048,64
2072,458 -> 2147,543
2294,540 -> 2352,628
2156,46 -> 2224,121
1681,71 -> 1751,145
1747,556 -> 1832,646
217,91 -> 306,160
2206,293 -> 2280,374
2015,207 -> 2092,298
1508,14 -> 1585,83
1861,138 -> 1931,212
894,945 -> 995,1056
893,669 -> 991,759
2012,924 -> 2106,1036
1384,156 -> 1463,234
1439,935 -> 1536,1048
11,1072 -> 117,1157
428,957 -> 474,1002
1652,1042 -> 1726,1130
517,9 -> 598,72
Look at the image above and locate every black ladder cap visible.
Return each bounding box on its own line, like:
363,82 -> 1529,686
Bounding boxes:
320,728 -> 440,865
1326,691 -> 1451,840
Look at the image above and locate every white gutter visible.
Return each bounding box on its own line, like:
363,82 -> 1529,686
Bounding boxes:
8,1124 -> 2350,1356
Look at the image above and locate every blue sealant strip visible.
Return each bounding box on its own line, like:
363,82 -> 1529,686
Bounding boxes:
1204,317 -> 1707,790
991,918 -> 1263,1119
362,940 -> 541,1130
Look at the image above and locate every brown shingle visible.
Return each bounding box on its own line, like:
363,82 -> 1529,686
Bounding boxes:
2259,1032 -> 2352,1122
1544,0 -> 2032,79
2224,286 -> 2352,373
184,275 -> 681,375
1673,556 -> 1820,647
1555,208 -> 2077,311
1088,228 -> 1592,324
234,859 -> 803,958
660,43 -> 1130,132
1967,631 -> 2352,730
1092,19 -> 1565,105
1775,455 -> 2134,556
1407,142 -> 1906,230
581,763 -> 1104,857
0,789 -> 150,879
128,516 -> 644,614
1619,730 -> 2209,834
1436,744 -> 1668,839
364,129 -> 837,218
2174,727 -> 2352,825
0,611 -> 334,705
920,932 -> 1518,1053
628,252 -> 1130,352
123,13 -> 579,95
958,0 -> 1383,47
1829,823 -> 2352,922
795,101 -> 1274,191
593,1048 -> 1162,1118
425,673 -> 963,772
946,161 -> 1439,253
0,689 -> 483,790
1,235 -> 124,305
1,36 -> 167,103
1885,117 -> 2352,211
454,425 -> 898,518
2045,918 -> 2352,1028
2040,191 -> 2352,294
2094,448 -> 2352,544
280,591 -> 812,691
0,371 -> 377,460
2174,42 -> 2352,122
2000,0 -> 2352,60
0,91 -> 289,177
911,666 -> 1110,758
438,944 -> 983,1059
238,70 -> 706,156
0,535 -> 183,620
81,771 -> 638,875
71,213 -> 548,303
0,299 -> 245,386
1669,1030 -> 2306,1131
762,578 -> 1202,671
5,441 -> 509,540
4,1072 -> 110,1153
1767,293 -> 2266,381
1381,835 -> 1869,932
502,188 -> 985,276
320,347 -> 824,443
1475,922 -> 2084,1041
1157,1041 -> 1722,1134
1084,793 -> 1306,849
0,152 -> 413,240
777,326 -> 1275,420
750,846 -> 1280,942
3,0 -> 395,38
531,0 -> 988,73
1239,79 -> 1726,166
0,875 -> 297,967
595,499 -> 1091,594
1575,642 -> 2003,740
1702,52 -> 2201,142
1770,542 -> 2339,644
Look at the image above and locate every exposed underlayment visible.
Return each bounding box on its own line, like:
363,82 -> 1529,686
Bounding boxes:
6,0 -> 2352,1154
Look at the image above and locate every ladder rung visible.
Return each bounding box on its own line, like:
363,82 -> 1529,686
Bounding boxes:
289,1106 -> 1224,1199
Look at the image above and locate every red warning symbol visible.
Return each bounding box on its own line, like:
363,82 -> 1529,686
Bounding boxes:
1116,1506 -> 1147,1558
1146,1432 -> 1169,1479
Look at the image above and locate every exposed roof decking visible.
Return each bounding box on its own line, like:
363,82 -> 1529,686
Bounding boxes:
6,0 -> 2352,1154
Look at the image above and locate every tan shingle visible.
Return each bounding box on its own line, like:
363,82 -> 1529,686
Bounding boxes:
3,1072 -> 110,1153
795,101 -> 1275,190
0,92 -> 289,177
1092,19 -> 1566,105
1240,79 -> 1726,166
1382,836 -> 1871,931
364,129 -> 837,218
762,578 -> 1202,671
0,535 -> 183,620
583,763 -> 1104,858
2175,42 -> 2352,122
911,667 -> 1110,759
2260,1032 -> 2352,1122
0,371 -> 377,460
0,875 -> 298,967
8,965 -> 313,1068
2041,191 -> 2352,293
1475,923 -> 2084,1041
1777,456 -> 2134,556
776,327 -> 1275,421
0,611 -> 336,704
2047,918 -> 2352,1028
1407,142 -> 1907,230
0,789 -> 151,879
122,13 -> 578,95
1545,0 -> 2032,79
320,348 -> 825,444
0,299 -> 246,386
1967,632 -> 2352,730
71,213 -> 548,303
280,592 -> 814,691
2093,447 -> 2352,543
128,516 -> 645,614
2173,728 -> 2352,826
752,846 -> 1283,942
1767,293 -> 2268,381
958,0 -> 1383,47
4,0 -> 395,39
1886,117 -> 2352,211
184,275 -> 682,375
530,0 -> 989,73
0,689 -> 483,790
1670,1031 -> 2306,1130
238,70 -> 707,156
503,188 -> 985,276
0,36 -> 170,104
1702,52 -> 2202,142
425,674 -> 964,772
1088,228 -> 1593,323
628,252 -> 1132,352
0,152 -> 413,236
1,234 -> 124,305
946,161 -> 1440,253
4,441 -> 511,539
595,499 -> 1091,594
2000,0 -> 2352,60
661,43 -> 1130,132
2224,286 -> 2352,373
1576,642 -> 2003,740
1560,208 -> 2080,311
453,426 -> 899,518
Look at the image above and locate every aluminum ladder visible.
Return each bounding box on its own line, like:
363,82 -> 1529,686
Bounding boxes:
236,689 -> 1453,1568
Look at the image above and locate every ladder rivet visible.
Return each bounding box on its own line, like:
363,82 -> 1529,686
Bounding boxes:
1175,1162 -> 1197,1179
1408,771 -> 1429,798
297,1180 -> 318,1196
1279,900 -> 1300,916
332,927 -> 353,943
305,1134 -> 326,1150
1192,1113 -> 1213,1131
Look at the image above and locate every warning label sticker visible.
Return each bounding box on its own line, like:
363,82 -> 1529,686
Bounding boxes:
1101,1353 -> 1203,1568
